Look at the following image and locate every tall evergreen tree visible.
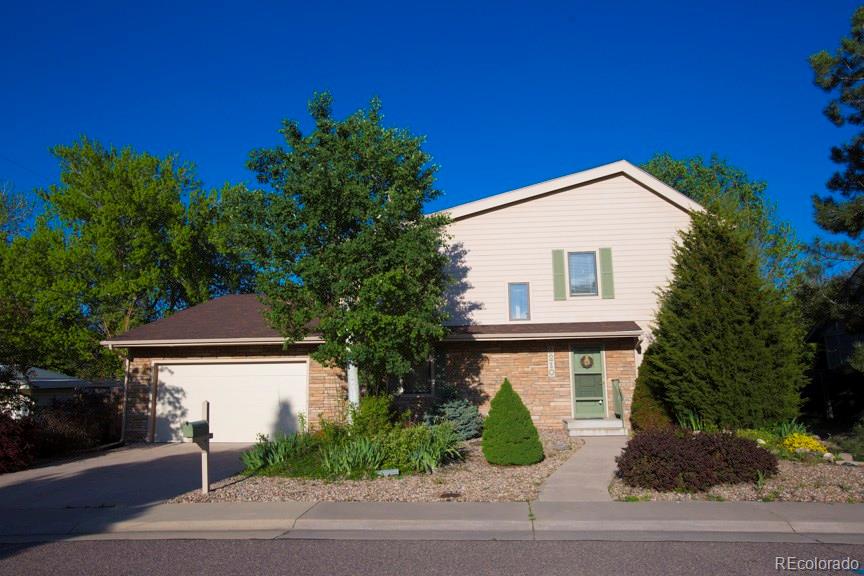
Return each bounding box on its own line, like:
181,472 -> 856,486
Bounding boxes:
810,6 -> 864,263
643,154 -> 799,287
637,212 -> 808,429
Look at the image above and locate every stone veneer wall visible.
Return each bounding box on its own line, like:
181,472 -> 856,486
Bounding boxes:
122,338 -> 638,441
435,338 -> 637,429
123,344 -> 346,442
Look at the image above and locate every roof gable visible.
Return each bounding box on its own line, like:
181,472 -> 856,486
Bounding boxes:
436,160 -> 703,221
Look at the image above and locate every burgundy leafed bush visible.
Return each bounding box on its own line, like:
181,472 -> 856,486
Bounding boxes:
0,413 -> 36,474
616,430 -> 778,492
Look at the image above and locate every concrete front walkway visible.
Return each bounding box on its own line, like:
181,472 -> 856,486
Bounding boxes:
537,436 -> 627,502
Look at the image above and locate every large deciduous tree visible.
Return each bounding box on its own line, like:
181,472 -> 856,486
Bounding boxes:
0,137 -> 255,382
219,93 -> 450,392
810,6 -> 864,263
643,154 -> 800,287
41,137 -> 254,342
634,212 -> 808,429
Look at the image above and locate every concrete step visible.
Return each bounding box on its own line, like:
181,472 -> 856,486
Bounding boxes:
563,418 -> 627,437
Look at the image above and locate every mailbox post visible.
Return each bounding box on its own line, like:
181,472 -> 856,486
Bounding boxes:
181,401 -> 212,495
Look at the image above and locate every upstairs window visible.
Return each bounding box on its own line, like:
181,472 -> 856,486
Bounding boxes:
568,252 -> 598,296
509,282 -> 530,321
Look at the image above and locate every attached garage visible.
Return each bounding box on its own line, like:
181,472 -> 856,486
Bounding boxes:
153,360 -> 308,443
102,294 -> 346,443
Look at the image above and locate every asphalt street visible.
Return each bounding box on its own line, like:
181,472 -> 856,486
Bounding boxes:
1,539 -> 862,576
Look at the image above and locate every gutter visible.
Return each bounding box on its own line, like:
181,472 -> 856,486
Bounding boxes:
100,336 -> 324,348
443,330 -> 643,342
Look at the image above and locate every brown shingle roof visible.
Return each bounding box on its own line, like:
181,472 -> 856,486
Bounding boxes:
105,294 -> 282,343
103,294 -> 641,346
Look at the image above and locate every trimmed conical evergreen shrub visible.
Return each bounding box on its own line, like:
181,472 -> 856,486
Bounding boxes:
637,212 -> 808,430
630,356 -> 673,431
481,379 -> 544,465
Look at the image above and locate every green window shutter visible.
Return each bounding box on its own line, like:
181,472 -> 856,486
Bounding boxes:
599,247 -> 615,299
552,250 -> 566,301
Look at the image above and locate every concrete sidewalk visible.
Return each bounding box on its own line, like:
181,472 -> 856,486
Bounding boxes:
538,436 -> 626,501
2,501 -> 863,544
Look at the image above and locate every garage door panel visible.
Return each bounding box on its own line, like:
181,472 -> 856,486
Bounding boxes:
154,362 -> 308,443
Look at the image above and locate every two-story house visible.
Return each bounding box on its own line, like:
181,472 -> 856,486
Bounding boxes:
103,160 -> 700,442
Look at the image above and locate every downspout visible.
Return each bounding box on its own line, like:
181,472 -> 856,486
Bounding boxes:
106,343 -> 128,446
119,355 -> 129,445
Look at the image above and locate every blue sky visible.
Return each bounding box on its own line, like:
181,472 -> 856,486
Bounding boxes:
1,1 -> 860,243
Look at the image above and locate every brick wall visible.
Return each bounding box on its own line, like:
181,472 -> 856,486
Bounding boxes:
436,338 -> 637,429
123,344 -> 346,442
604,342 -> 638,429
122,337 -> 638,441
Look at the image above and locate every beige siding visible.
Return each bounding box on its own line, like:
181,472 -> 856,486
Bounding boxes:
445,175 -> 691,335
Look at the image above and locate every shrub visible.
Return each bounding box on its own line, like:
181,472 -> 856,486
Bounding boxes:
321,436 -> 386,478
782,433 -> 827,454
635,212 -> 806,430
616,430 -> 778,492
482,379 -> 544,465
696,432 -> 779,485
28,393 -> 122,457
630,373 -> 672,431
423,399 -> 483,441
0,413 -> 35,474
349,395 -> 396,438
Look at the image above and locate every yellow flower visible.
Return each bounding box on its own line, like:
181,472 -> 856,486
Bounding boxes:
781,433 -> 826,454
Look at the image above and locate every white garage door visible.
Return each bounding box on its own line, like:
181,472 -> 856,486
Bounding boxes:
154,361 -> 308,443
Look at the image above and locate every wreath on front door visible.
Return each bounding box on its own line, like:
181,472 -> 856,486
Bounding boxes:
580,355 -> 594,369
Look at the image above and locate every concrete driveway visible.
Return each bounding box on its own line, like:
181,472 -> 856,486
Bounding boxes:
0,443 -> 249,508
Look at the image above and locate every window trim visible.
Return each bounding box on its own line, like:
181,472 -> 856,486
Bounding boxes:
567,251 -> 599,297
508,282 -> 531,321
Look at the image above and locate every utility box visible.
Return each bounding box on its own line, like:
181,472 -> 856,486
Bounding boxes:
181,420 -> 210,440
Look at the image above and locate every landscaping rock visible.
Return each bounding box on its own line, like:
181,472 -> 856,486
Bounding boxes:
823,452 -> 835,462
610,459 -> 864,503
172,431 -> 582,503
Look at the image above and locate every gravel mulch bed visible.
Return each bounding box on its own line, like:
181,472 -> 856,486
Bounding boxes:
172,431 -> 581,503
609,460 -> 864,503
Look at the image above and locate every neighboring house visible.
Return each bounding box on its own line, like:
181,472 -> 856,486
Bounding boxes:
24,368 -> 120,407
102,160 -> 701,442
1,365 -> 119,414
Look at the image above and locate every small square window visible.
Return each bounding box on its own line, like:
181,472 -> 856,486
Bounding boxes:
568,252 -> 598,296
509,282 -> 530,321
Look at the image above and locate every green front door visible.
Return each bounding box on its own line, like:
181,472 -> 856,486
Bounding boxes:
572,349 -> 605,419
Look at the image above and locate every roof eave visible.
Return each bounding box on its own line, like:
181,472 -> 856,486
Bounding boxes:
443,330 -> 643,342
101,336 -> 324,348
433,160 -> 704,221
